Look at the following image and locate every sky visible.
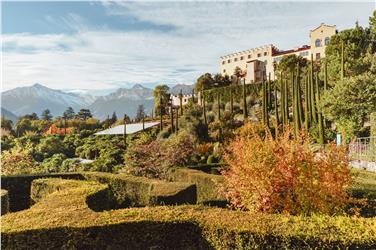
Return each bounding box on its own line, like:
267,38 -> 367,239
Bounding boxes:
2,1 -> 375,92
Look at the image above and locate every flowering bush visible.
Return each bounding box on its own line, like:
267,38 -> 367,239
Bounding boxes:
223,123 -> 352,215
124,131 -> 198,179
1,145 -> 38,175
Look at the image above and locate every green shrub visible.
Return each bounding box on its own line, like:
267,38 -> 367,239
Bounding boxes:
168,168 -> 226,206
36,136 -> 67,160
82,172 -> 196,207
1,173 -> 83,211
2,179 -> 375,249
61,158 -> 82,172
40,153 -> 67,173
1,189 -> 9,215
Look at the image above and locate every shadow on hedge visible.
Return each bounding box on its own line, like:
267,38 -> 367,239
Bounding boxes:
2,221 -> 213,250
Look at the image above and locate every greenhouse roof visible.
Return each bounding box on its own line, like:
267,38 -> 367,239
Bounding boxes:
94,122 -> 159,135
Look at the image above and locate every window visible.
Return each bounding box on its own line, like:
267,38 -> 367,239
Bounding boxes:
234,58 -> 238,62
257,53 -> 261,57
248,55 -> 251,59
315,39 -> 321,47
222,61 -> 225,65
324,37 -> 330,45
264,52 -> 267,56
227,59 -> 231,63
299,51 -> 309,57
316,53 -> 320,60
223,69 -> 226,73
240,56 -> 244,60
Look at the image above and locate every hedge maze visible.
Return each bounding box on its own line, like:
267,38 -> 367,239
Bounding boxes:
1,170 -> 376,249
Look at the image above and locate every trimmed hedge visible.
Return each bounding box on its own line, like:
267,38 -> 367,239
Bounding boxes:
1,173 -> 83,212
82,172 -> 196,207
168,168 -> 226,206
1,172 -> 197,212
1,189 -> 9,215
2,178 -> 375,249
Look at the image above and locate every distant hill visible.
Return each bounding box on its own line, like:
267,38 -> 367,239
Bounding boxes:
88,84 -> 154,120
1,83 -> 93,117
2,83 -> 195,120
1,108 -> 18,124
169,84 -> 195,95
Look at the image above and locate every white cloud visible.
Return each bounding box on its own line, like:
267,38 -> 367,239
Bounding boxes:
2,1 -> 374,91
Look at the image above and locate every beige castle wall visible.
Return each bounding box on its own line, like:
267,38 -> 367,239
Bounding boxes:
310,23 -> 337,60
218,24 -> 337,82
171,94 -> 192,107
219,44 -> 275,83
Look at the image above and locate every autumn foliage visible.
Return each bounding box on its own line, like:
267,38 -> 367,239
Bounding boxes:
223,123 -> 352,215
124,131 -> 198,179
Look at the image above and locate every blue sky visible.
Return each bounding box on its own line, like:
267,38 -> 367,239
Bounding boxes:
2,1 -> 375,92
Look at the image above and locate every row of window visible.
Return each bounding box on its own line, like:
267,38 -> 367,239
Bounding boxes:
222,51 -> 268,64
315,37 -> 330,47
299,51 -> 309,57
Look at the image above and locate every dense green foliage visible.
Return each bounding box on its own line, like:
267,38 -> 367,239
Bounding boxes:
2,176 -> 375,249
321,72 -> 376,138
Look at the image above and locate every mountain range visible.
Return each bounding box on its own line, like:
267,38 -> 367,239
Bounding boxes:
1,83 -> 194,121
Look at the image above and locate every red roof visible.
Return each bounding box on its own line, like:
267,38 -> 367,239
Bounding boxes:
272,45 -> 311,56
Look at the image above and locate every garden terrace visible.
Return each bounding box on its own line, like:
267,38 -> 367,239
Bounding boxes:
2,178 -> 375,249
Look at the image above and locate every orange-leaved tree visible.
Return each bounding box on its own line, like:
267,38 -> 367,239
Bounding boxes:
223,122 -> 352,215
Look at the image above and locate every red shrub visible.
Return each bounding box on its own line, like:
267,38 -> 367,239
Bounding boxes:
223,123 -> 352,215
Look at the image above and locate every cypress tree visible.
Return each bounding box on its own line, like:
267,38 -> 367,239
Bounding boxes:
274,79 -> 279,126
175,109 -> 179,133
170,107 -> 174,132
179,89 -> 183,115
296,63 -> 304,128
310,54 -> 317,124
284,78 -> 289,125
230,87 -> 234,115
280,73 -> 285,128
291,69 -> 299,137
159,96 -> 163,130
217,91 -> 221,121
341,40 -> 344,80
123,114 -> 127,148
323,61 -> 328,128
304,74 -> 309,130
243,79 -> 247,119
267,73 -> 272,111
203,94 -> 207,126
262,74 -> 269,128
315,72 -> 324,144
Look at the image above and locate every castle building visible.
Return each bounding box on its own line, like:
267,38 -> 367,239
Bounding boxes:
219,23 -> 337,83
171,93 -> 193,107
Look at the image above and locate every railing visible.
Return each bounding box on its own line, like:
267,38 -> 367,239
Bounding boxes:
349,136 -> 376,162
